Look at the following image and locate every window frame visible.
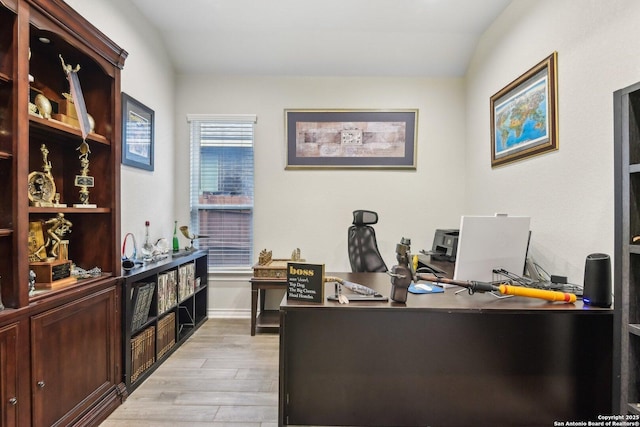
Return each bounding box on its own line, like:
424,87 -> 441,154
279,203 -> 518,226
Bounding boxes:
187,114 -> 257,273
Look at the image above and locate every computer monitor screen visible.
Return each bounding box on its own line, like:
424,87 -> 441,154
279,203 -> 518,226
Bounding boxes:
453,215 -> 531,283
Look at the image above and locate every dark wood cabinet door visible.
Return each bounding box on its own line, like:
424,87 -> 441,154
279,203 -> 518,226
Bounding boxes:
0,322 -> 19,427
30,284 -> 118,426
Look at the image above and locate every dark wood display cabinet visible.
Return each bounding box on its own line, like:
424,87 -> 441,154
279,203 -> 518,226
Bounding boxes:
120,250 -> 208,393
0,0 -> 127,425
615,80 -> 640,414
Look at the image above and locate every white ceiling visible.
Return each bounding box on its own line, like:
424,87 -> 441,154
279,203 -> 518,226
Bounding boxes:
129,0 -> 513,77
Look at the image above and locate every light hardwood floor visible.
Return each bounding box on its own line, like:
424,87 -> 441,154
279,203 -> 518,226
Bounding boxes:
100,318 -> 279,427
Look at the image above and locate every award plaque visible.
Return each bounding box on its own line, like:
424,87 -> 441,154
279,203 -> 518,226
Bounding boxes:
29,259 -> 77,289
74,175 -> 94,187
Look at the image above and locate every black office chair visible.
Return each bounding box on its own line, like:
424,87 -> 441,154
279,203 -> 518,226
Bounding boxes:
348,210 -> 388,273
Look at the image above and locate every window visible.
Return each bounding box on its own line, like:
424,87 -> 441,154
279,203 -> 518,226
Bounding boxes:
188,114 -> 256,270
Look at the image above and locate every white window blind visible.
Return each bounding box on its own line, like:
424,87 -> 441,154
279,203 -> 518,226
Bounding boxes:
188,114 -> 256,270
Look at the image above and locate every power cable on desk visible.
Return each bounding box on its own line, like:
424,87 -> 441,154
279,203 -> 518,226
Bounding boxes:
529,260 -> 584,296
492,268 -> 583,297
415,266 -> 446,278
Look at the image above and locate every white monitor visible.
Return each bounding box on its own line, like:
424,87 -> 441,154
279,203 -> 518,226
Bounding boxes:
453,214 -> 531,283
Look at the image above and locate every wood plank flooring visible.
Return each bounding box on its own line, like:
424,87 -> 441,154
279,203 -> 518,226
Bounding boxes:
100,319 -> 279,427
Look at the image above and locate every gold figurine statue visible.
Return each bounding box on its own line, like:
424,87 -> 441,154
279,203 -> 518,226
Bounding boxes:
45,213 -> 72,258
59,54 -> 80,74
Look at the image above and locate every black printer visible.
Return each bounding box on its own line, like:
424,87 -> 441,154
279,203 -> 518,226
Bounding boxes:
430,229 -> 459,262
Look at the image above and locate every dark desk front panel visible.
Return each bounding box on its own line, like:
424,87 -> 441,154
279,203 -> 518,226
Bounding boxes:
279,274 -> 613,427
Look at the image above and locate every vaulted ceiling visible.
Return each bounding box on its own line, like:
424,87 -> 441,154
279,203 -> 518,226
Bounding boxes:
129,0 -> 513,77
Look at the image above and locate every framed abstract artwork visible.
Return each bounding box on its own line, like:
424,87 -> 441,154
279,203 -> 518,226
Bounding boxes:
285,109 -> 418,169
490,52 -> 558,167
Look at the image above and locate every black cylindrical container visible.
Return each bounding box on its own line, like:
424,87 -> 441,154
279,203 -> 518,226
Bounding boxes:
583,253 -> 612,308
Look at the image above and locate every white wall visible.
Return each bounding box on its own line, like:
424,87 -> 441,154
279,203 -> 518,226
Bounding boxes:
64,0 -> 177,248
174,76 -> 467,315
66,0 -> 640,315
466,0 -> 640,285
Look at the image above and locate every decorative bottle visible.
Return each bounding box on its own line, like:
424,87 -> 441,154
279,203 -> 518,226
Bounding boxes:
173,221 -> 180,252
141,220 -> 153,260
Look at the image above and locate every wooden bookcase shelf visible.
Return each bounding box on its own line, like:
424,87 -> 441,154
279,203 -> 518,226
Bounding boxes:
0,0 -> 128,425
29,114 -> 110,145
629,403 -> 640,415
121,250 -> 208,393
28,206 -> 112,214
615,80 -> 640,414
629,323 -> 640,337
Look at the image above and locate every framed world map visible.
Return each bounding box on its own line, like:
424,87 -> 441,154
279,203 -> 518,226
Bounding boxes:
490,52 -> 558,167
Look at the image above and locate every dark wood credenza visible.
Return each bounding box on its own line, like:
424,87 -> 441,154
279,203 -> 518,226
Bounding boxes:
279,272 -> 613,427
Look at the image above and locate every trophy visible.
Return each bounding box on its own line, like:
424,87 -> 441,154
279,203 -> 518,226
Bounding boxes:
29,213 -> 77,289
73,141 -> 96,208
27,144 -> 56,207
59,56 -> 96,208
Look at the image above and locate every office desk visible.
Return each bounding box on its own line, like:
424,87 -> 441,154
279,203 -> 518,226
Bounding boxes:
279,272 -> 613,427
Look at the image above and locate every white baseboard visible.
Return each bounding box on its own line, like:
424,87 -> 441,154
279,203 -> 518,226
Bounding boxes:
207,308 -> 251,319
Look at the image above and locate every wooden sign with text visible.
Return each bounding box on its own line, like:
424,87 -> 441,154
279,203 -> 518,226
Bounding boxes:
287,262 -> 325,303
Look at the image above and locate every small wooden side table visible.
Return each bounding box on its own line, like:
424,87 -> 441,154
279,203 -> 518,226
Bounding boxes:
250,277 -> 287,335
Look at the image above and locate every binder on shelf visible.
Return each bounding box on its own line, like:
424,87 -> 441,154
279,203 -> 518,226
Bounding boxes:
178,262 -> 196,301
130,325 -> 155,383
188,262 -> 195,290
178,264 -> 188,301
157,270 -> 177,315
157,312 -> 176,359
131,282 -> 155,331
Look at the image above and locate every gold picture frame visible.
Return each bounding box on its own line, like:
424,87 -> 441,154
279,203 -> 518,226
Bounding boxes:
490,52 -> 558,167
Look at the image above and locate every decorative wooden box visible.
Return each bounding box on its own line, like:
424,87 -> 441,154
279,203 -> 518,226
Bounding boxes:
252,248 -> 304,279
252,259 -> 291,279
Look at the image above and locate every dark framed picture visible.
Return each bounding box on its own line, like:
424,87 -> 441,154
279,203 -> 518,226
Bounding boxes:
490,52 -> 558,168
285,109 -> 418,169
122,93 -> 154,171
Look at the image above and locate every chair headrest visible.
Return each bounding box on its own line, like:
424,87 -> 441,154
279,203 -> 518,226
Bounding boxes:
352,210 -> 379,226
